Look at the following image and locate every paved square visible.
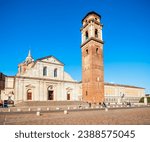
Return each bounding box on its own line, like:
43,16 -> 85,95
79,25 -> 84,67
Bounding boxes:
0,107 -> 150,125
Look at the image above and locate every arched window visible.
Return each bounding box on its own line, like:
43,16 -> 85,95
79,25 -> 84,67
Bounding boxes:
96,48 -> 99,54
85,31 -> 88,40
86,91 -> 88,96
54,68 -> 57,77
86,49 -> 88,54
48,86 -> 54,100
27,89 -> 32,100
95,29 -> 98,38
43,66 -> 47,76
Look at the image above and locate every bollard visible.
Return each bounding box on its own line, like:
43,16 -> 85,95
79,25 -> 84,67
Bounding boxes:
36,111 -> 41,116
85,106 -> 89,109
8,109 -> 11,112
47,108 -> 50,111
37,108 -> 41,111
17,108 -> 21,112
56,107 -> 60,110
73,107 -> 77,110
105,108 -> 108,112
67,107 -> 70,110
28,108 -> 31,111
64,110 -> 68,115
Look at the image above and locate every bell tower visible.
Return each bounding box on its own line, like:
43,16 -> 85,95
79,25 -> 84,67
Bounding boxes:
81,11 -> 104,104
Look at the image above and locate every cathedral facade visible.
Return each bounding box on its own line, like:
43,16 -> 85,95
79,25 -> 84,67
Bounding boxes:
0,12 -> 145,104
0,52 -> 82,104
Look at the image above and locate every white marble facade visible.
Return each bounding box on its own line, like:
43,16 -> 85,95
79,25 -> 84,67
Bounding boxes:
0,53 -> 82,103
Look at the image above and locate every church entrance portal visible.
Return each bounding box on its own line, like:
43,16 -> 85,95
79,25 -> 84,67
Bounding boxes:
48,90 -> 54,100
27,89 -> 32,100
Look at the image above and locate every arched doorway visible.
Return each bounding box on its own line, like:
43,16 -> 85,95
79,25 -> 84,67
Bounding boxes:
66,88 -> 72,101
48,86 -> 54,100
27,89 -> 32,100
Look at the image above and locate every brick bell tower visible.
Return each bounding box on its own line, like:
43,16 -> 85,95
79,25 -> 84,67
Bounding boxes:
81,11 -> 104,104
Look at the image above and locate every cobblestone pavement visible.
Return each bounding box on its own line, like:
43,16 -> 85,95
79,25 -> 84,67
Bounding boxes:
0,107 -> 150,125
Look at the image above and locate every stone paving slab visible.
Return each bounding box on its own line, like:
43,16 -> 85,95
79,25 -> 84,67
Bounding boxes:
0,107 -> 150,125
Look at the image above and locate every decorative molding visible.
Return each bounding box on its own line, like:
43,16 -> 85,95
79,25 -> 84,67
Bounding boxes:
15,76 -> 79,84
25,84 -> 35,88
81,37 -> 104,48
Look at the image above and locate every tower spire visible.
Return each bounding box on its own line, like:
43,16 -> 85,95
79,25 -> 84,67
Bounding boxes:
25,49 -> 34,64
28,50 -> 31,57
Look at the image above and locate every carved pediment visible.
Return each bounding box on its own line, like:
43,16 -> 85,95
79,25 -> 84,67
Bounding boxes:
25,84 -> 35,88
66,87 -> 73,91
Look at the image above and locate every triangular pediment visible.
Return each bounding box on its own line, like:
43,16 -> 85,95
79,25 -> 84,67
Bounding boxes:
25,84 -> 35,88
36,56 -> 64,65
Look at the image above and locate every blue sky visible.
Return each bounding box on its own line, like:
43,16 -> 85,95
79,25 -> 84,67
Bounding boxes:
0,0 -> 150,93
